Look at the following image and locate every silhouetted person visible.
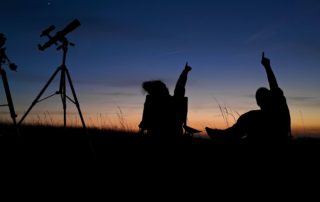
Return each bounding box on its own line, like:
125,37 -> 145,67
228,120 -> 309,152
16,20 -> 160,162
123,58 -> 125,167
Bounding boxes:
206,53 -> 291,143
139,63 -> 192,141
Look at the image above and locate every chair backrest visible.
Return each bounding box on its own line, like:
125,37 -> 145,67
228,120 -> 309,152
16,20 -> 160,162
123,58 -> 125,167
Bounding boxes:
144,95 -> 188,127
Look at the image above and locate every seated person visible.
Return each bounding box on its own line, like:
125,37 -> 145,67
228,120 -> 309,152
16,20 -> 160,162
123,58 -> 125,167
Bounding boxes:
206,53 -> 291,143
139,63 -> 192,140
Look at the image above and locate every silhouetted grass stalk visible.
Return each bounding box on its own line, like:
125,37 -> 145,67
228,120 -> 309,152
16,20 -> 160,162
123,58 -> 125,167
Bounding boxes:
214,97 -> 239,128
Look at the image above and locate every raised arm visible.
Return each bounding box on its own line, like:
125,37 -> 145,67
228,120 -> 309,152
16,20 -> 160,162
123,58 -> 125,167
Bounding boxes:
174,62 -> 192,97
261,52 -> 279,90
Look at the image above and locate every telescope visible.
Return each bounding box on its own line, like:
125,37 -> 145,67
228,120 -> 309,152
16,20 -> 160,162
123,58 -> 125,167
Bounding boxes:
38,19 -> 81,51
19,19 -> 87,133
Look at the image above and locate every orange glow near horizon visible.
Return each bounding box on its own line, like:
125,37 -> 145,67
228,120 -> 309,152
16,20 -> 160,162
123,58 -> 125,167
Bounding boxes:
1,86 -> 319,138
2,105 -> 318,138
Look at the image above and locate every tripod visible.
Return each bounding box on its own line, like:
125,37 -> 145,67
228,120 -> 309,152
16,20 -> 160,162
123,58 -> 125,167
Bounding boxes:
18,39 -> 86,130
0,66 -> 18,128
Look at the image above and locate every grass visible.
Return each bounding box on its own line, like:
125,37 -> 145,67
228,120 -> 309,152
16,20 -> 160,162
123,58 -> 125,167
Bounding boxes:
1,112 -> 320,162
0,122 -> 214,161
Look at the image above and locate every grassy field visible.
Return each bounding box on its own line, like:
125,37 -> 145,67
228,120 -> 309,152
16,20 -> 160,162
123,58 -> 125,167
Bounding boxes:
1,122 -> 320,162
0,123 -> 209,160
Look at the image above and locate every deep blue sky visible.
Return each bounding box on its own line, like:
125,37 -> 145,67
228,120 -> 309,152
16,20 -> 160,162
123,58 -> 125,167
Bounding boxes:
1,0 -> 320,134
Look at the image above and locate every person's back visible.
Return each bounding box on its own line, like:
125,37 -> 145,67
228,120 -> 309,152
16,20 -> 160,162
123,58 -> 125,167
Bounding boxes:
263,88 -> 291,141
141,94 -> 175,139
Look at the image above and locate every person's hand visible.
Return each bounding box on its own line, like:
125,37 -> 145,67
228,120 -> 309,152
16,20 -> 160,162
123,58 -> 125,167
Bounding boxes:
261,52 -> 270,67
185,62 -> 192,72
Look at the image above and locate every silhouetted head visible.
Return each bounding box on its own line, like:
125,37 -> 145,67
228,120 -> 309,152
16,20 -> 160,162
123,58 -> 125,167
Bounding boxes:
142,80 -> 169,96
256,87 -> 270,110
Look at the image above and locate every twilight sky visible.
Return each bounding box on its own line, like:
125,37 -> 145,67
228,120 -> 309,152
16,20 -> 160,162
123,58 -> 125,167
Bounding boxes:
1,0 -> 320,137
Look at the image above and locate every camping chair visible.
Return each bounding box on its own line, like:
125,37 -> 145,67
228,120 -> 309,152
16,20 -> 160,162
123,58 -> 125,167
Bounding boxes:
141,95 -> 201,137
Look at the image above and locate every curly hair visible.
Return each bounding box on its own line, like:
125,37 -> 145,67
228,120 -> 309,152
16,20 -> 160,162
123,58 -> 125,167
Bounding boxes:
142,80 -> 169,96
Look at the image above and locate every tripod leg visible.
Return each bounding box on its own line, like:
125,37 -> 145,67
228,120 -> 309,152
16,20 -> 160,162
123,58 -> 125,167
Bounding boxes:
65,68 -> 96,158
65,68 -> 86,129
60,68 -> 67,128
1,69 -> 19,135
18,67 -> 62,125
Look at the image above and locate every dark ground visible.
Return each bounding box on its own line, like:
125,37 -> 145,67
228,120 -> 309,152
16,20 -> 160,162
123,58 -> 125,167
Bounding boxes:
2,124 -> 319,198
1,123 -> 320,162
